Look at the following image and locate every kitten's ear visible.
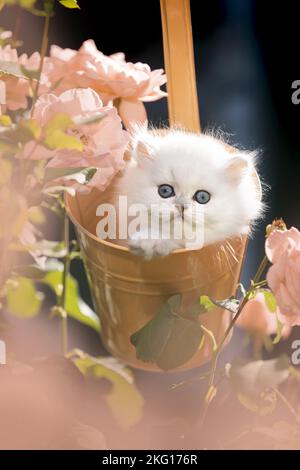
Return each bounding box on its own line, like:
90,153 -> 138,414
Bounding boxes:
225,153 -> 250,182
136,141 -> 155,160
130,124 -> 158,165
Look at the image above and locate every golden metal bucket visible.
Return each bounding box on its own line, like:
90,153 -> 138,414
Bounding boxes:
65,0 -> 261,372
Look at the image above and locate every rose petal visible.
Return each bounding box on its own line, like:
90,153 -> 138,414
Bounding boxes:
118,99 -> 147,131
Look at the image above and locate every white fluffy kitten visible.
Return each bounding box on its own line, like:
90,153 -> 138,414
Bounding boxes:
113,127 -> 262,260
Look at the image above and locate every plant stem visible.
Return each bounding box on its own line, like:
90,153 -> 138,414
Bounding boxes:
59,210 -> 70,355
253,279 -> 268,288
31,1 -> 54,112
199,255 -> 269,426
253,255 -> 268,284
13,7 -> 21,42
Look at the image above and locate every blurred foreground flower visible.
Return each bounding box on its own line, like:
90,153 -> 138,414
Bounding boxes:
266,227 -> 300,326
0,41 -> 48,111
237,292 -> 290,338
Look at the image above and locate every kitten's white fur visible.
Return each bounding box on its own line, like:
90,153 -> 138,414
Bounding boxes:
114,127 -> 263,260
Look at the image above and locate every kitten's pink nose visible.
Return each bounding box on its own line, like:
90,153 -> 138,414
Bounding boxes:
175,197 -> 187,216
175,196 -> 187,206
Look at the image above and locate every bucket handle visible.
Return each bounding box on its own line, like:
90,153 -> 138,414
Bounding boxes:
160,0 -> 200,133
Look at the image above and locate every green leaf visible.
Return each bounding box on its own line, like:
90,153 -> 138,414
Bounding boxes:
69,350 -> 143,429
199,295 -> 215,312
0,115 -> 12,127
130,296 -> 203,371
0,58 -> 39,81
57,167 -> 97,184
185,301 -> 207,318
199,295 -> 239,314
59,0 -> 80,8
44,166 -> 87,182
78,167 -> 97,183
42,185 -> 76,197
43,167 -> 97,195
20,64 -> 40,80
210,296 -> 240,314
44,131 -> 83,151
44,113 -> 83,151
0,60 -> 27,78
262,290 -> 277,313
168,294 -> 182,312
6,277 -> 43,318
19,0 -> 37,7
43,271 -> 100,332
2,0 -> 38,8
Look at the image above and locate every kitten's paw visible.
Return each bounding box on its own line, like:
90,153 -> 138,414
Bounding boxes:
128,237 -> 182,260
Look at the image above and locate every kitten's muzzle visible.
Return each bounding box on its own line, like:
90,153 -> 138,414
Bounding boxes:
175,200 -> 187,219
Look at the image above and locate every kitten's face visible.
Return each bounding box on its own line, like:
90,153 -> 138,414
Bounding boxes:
125,131 -> 261,245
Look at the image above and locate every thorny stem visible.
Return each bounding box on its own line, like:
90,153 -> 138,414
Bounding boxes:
59,209 -> 70,355
200,255 -> 269,426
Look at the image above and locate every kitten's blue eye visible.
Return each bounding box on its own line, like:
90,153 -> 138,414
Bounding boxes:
158,184 -> 175,198
194,190 -> 211,204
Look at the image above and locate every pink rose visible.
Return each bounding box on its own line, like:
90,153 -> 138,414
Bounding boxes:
0,44 -> 46,111
266,227 -> 300,326
237,292 -> 290,337
19,51 -> 50,94
21,88 -> 129,193
0,45 -> 29,111
0,30 -> 12,42
46,40 -> 167,129
19,221 -> 46,269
